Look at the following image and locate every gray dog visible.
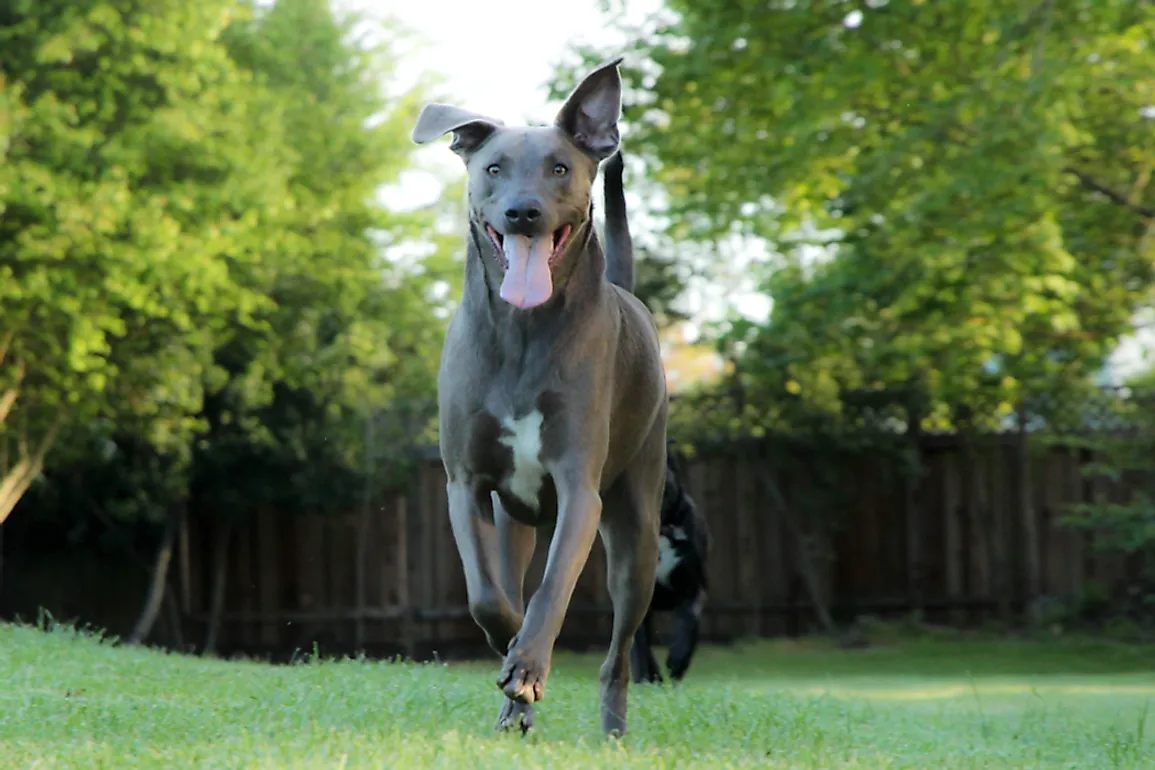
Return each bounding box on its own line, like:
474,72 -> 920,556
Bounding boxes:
411,57 -> 668,738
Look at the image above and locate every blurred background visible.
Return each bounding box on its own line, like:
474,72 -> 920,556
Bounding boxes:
1,0 -> 1153,659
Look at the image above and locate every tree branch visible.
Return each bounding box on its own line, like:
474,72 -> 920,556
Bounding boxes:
0,389 -> 17,429
1063,167 -> 1155,219
0,330 -> 14,369
0,414 -> 64,525
0,361 -> 25,427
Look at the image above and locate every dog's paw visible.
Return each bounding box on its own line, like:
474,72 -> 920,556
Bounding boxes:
599,679 -> 629,738
632,662 -> 664,685
667,661 -> 689,682
495,698 -> 535,735
497,646 -> 549,704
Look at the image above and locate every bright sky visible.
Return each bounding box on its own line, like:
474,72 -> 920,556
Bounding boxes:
343,0 -> 770,332
357,0 -> 657,211
340,0 -> 1150,378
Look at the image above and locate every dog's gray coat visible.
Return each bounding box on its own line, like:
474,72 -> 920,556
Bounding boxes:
411,58 -> 668,738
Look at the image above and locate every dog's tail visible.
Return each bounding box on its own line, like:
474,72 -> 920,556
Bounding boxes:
602,151 -> 635,292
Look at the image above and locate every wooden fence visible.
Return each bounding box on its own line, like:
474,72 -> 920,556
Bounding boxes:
174,434 -> 1145,659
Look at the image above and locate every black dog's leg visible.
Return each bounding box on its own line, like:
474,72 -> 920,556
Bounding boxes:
596,451 -> 662,738
629,610 -> 663,685
666,592 -> 704,682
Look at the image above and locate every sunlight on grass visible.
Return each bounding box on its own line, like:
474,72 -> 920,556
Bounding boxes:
793,683 -> 1155,701
0,622 -> 1152,769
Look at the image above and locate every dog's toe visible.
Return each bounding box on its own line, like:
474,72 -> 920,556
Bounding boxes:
496,699 -> 535,735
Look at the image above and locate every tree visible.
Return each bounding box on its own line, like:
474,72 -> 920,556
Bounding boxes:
559,0 -> 1155,430
1064,368 -> 1155,623
3,0 -> 454,647
183,0 -> 452,650
0,0 -> 293,524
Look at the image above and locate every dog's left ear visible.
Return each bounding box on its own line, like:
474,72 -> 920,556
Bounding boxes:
555,57 -> 624,161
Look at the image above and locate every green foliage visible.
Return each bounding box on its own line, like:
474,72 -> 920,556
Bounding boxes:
188,0 -> 449,520
23,424 -> 189,549
1063,377 -> 1155,603
559,1 -> 1155,436
632,244 -> 691,328
0,0 -> 291,519
2,0 -> 450,525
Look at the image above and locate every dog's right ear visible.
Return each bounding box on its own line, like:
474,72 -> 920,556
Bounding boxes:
411,104 -> 503,159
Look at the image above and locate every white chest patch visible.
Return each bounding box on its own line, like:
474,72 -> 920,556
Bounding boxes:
498,410 -> 545,509
655,529 -> 685,586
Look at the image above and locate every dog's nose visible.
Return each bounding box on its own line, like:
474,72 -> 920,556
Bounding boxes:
504,200 -> 544,234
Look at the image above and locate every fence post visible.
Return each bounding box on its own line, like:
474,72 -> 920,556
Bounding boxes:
733,445 -> 761,638
396,494 -> 414,659
753,456 -> 835,636
1017,405 -> 1041,608
178,509 -> 191,615
354,410 -> 375,653
904,401 -> 925,617
957,418 -> 982,624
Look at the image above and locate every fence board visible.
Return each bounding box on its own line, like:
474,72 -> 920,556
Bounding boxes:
988,443 -> 1011,619
257,509 -> 278,646
941,448 -> 965,624
296,515 -> 324,612
177,435 -> 1147,656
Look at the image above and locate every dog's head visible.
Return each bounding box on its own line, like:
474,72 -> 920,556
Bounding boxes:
411,58 -> 624,311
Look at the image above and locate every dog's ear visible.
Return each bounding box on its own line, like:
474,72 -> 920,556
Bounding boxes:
411,104 -> 503,158
555,57 -> 624,161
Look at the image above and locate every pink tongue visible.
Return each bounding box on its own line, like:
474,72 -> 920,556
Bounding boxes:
499,234 -> 554,309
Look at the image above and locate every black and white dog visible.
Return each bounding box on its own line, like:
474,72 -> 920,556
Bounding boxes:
629,443 -> 710,684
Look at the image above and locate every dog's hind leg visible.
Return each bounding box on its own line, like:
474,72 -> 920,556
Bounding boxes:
666,592 -> 704,681
447,482 -> 521,655
494,496 -> 537,624
629,609 -> 663,685
597,432 -> 664,737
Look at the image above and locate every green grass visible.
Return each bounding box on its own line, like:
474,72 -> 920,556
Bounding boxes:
1,623 -> 1153,768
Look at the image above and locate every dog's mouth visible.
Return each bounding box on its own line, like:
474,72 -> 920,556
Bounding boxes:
483,223 -> 574,310
484,223 -> 573,268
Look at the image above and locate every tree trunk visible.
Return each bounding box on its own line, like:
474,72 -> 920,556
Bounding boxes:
0,423 -> 5,602
0,388 -> 18,428
125,505 -> 186,645
202,519 -> 234,657
0,415 -> 63,525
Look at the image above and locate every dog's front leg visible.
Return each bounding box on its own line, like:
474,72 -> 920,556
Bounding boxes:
497,478 -> 601,705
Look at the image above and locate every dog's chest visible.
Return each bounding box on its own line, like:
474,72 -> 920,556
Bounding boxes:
494,410 -> 546,509
655,527 -> 687,586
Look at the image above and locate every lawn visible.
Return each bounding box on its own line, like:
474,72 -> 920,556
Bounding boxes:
0,623 -> 1152,768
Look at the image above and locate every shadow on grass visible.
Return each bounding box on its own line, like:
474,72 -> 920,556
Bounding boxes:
2,621 -> 1154,769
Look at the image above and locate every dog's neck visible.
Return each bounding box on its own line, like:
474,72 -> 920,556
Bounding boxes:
462,213 -> 606,357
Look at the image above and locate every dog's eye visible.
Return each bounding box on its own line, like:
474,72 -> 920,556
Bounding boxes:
553,163 -> 568,177
486,164 -> 501,176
